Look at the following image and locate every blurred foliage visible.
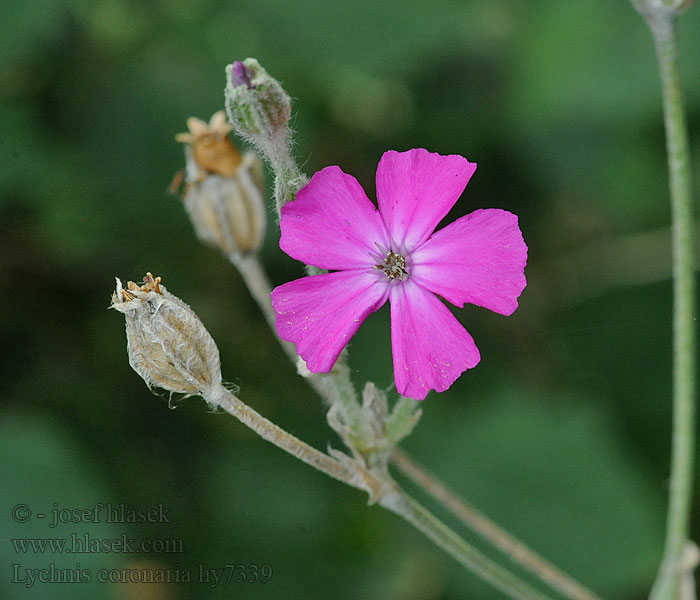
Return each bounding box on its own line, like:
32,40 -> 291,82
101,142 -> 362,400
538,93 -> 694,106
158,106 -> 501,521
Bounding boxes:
1,0 -> 699,598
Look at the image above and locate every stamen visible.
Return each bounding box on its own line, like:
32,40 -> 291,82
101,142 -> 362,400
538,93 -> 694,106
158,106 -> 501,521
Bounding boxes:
375,251 -> 409,281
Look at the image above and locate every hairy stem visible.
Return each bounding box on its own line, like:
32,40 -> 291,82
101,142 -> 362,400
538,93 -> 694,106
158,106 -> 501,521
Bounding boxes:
208,385 -> 358,486
391,448 -> 602,600
641,10 -> 697,600
228,252 -> 359,412
381,489 -> 555,600
208,385 -> 554,599
230,253 -> 296,359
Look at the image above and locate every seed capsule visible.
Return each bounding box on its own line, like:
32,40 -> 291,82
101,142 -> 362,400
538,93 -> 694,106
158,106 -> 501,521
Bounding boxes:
111,273 -> 222,398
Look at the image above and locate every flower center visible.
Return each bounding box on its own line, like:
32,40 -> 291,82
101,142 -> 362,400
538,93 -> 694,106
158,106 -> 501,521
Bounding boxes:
375,251 -> 409,281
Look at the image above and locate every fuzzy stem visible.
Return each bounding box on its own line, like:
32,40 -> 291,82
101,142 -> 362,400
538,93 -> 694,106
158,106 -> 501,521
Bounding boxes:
391,448 -> 602,600
641,11 -> 697,600
208,385 -> 556,599
380,489 -> 555,600
230,253 -> 296,360
208,385 -> 358,486
267,134 -> 308,215
227,252 -> 360,412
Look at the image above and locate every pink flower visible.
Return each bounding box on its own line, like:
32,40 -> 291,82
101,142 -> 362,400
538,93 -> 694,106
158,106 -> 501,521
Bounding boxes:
271,149 -> 527,400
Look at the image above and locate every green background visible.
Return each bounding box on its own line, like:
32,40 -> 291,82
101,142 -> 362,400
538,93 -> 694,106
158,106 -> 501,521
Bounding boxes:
2,0 -> 700,598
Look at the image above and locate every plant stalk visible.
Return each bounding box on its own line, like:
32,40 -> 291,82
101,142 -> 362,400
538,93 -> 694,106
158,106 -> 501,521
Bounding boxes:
209,385 -> 358,486
380,489 -> 555,600
391,448 -> 602,600
642,11 -> 697,600
209,385 -> 554,600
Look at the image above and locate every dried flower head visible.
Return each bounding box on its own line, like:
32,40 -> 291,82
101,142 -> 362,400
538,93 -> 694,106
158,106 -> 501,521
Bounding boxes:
111,273 -> 222,399
175,112 -> 266,256
175,111 -> 242,179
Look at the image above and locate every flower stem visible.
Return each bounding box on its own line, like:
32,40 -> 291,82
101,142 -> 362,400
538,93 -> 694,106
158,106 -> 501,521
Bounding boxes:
221,65 -> 584,595
208,385 -> 555,599
230,253 -> 296,359
228,252 -> 361,414
208,384 -> 358,486
640,10 -> 697,600
380,489 -> 555,600
391,448 -> 602,600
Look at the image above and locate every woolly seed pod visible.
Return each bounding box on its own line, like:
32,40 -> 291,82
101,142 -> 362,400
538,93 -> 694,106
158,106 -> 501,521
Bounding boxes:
111,274 -> 222,398
182,150 -> 266,255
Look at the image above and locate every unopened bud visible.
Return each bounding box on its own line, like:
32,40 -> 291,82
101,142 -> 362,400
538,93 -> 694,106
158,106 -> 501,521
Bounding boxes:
231,60 -> 254,89
176,112 -> 266,256
327,382 -> 421,468
224,58 -> 291,140
111,273 -> 222,399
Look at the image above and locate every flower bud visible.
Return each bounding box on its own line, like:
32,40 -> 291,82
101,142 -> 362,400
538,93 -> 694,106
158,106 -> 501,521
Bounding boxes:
231,60 -> 254,89
327,382 -> 421,469
111,273 -> 222,398
224,58 -> 291,140
176,111 -> 266,256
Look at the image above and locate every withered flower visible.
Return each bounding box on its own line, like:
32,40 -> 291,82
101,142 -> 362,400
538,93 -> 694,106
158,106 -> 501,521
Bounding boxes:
175,111 -> 242,179
175,111 -> 266,256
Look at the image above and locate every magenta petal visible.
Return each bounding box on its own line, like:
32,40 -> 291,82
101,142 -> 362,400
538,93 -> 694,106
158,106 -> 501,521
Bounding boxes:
280,166 -> 391,270
271,270 -> 389,372
411,209 -> 527,315
376,149 -> 477,251
390,281 -> 480,400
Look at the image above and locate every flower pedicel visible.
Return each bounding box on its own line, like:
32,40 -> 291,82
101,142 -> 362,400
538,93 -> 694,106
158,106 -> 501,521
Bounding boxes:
271,148 -> 528,400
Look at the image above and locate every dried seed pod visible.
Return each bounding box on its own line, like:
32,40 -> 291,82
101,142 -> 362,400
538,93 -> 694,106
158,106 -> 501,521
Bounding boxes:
111,273 -> 222,398
176,112 -> 266,256
182,150 -> 266,255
